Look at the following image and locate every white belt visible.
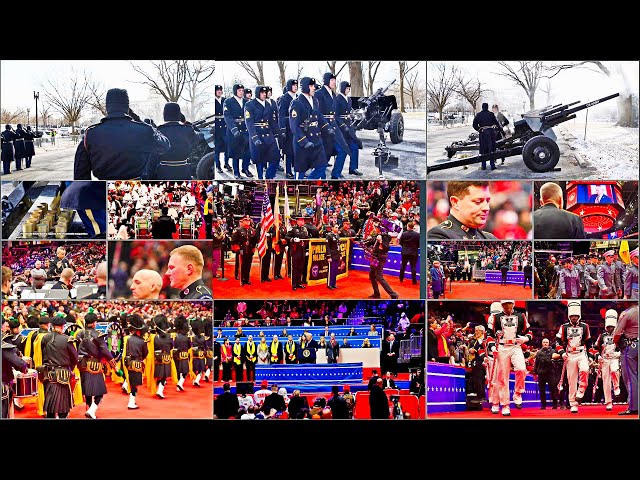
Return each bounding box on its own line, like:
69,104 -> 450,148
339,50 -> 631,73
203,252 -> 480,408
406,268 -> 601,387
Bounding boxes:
567,346 -> 584,353
499,339 -> 517,345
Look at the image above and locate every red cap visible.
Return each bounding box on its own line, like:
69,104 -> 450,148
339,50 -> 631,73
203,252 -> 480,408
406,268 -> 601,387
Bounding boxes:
261,380 -> 268,388
343,385 -> 350,392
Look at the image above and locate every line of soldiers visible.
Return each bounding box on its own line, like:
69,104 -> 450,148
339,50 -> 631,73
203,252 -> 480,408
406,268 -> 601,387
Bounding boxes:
212,74 -> 363,181
1,124 -> 37,174
539,248 -> 638,299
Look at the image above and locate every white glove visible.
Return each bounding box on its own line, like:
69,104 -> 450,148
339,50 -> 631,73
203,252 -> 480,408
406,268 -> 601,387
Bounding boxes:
562,353 -> 568,361
613,351 -> 621,359
294,237 -> 300,243
515,335 -> 529,345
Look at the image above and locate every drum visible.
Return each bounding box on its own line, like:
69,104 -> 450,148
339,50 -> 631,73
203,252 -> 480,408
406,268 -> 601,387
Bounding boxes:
135,219 -> 150,239
22,356 -> 33,369
14,370 -> 38,397
179,218 -> 193,239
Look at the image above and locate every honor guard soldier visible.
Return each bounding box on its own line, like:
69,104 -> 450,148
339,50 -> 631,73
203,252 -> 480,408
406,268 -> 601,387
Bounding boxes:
286,215 -> 310,290
558,257 -> 581,299
167,245 -> 213,299
273,216 -> 288,280
224,84 -> 251,179
74,88 -> 171,180
584,252 -> 600,298
594,309 -> 622,411
148,102 -> 202,180
60,181 -> 108,238
231,215 -> 259,286
472,103 -> 501,170
278,79 -> 298,178
333,81 -> 363,178
77,311 -> 115,419
624,248 -> 639,299
316,72 -> 349,176
326,223 -> 341,289
212,85 -> 230,174
173,316 -> 192,391
13,124 -> 28,171
598,250 -> 622,299
1,124 -> 17,175
245,86 -> 280,179
2,333 -> 28,418
150,315 -> 172,399
289,77 -> 329,180
24,125 -> 36,168
259,223 -> 276,283
428,181 -> 497,240
123,314 -> 148,410
614,252 -> 626,292
266,86 -> 279,127
575,255 -> 587,298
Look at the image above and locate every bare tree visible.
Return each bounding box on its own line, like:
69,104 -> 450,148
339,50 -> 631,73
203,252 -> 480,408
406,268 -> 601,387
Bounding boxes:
547,61 -> 637,127
87,79 -> 107,116
348,62 -> 364,97
427,63 -> 458,120
456,72 -> 488,113
364,61 -> 382,96
41,69 -> 92,132
40,105 -> 51,127
539,78 -> 553,108
495,61 -> 545,110
324,61 -> 347,77
130,60 -> 189,102
237,61 -> 264,86
398,61 -> 421,112
296,62 -> 304,80
403,69 -> 425,110
1,108 -> 25,124
277,61 -> 287,90
181,60 -> 216,121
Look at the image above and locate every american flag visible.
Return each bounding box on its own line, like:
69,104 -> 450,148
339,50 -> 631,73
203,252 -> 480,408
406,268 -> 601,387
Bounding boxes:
258,194 -> 274,258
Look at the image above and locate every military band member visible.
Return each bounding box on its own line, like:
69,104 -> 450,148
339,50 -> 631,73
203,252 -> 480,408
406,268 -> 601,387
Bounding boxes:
278,79 -> 298,178
273,218 -> 288,280
232,336 -> 245,382
7,319 -> 27,354
594,309 -> 622,411
224,84 -> 251,179
123,314 -> 148,410
575,256 -> 587,299
326,223 -> 341,289
150,315 -> 173,399
624,247 -> 638,300
190,319 -> 206,387
364,217 -> 399,299
48,247 -> 73,280
84,261 -> 108,299
231,215 -> 259,286
173,316 -> 191,392
270,334 -> 283,364
244,334 -> 257,381
213,85 -> 230,174
333,81 -> 363,178
289,77 -> 329,179
286,215 -> 310,290
77,312 -> 115,419
2,333 -> 27,418
558,257 -> 581,299
245,85 -> 280,180
284,334 -> 297,364
40,315 -> 79,418
584,253 -> 600,298
167,245 -> 213,299
598,250 -> 622,299
428,181 -> 497,240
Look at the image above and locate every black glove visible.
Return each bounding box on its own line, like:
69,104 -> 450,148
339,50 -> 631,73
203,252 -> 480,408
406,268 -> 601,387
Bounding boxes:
254,138 -> 263,146
232,129 -> 241,138
304,141 -> 314,149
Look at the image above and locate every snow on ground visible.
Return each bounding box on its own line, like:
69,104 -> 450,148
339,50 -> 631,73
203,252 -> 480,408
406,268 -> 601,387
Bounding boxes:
557,122 -> 639,179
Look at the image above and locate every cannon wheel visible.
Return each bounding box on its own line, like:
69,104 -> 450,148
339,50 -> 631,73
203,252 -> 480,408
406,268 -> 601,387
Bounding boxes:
196,152 -> 215,180
522,136 -> 560,172
389,112 -> 404,144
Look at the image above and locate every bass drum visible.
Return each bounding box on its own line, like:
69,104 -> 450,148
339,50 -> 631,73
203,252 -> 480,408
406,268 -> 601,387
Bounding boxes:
63,322 -> 81,337
106,321 -> 124,361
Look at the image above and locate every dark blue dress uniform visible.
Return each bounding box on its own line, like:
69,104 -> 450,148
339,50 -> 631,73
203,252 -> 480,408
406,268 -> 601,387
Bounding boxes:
315,73 -> 349,170
223,84 -> 250,178
427,214 -> 497,239
60,181 -> 107,238
245,86 -> 280,180
24,126 -> 36,168
472,103 -> 501,170
1,125 -> 16,174
333,81 -> 362,177
285,219 -> 310,289
74,88 -> 171,180
147,103 -> 201,180
179,278 -> 213,299
13,124 -> 28,170
326,230 -> 341,288
289,77 -> 328,179
212,86 -> 229,173
278,80 -> 297,177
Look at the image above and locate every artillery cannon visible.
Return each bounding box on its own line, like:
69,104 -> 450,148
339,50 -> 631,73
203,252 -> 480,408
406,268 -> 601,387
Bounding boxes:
428,93 -> 620,174
349,79 -> 404,178
185,114 -> 217,179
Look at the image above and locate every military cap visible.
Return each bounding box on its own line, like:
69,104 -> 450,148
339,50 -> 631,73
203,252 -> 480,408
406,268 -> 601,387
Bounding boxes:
50,316 -> 66,326
339,81 -> 351,94
163,102 -> 182,122
105,88 -> 130,115
323,72 -> 336,86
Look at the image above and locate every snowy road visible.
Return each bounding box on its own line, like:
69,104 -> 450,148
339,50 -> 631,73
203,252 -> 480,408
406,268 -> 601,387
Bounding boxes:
0,138 -> 78,181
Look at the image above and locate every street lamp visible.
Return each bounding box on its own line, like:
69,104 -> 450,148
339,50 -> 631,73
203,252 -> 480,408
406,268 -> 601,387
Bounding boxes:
34,91 -> 39,133
27,108 -> 30,126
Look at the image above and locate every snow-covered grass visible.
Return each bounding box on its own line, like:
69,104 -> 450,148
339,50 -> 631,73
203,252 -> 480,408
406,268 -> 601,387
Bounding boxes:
557,122 -> 639,179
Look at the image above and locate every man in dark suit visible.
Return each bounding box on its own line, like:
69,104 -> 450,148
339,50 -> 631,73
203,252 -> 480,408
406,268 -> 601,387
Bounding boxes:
500,263 -> 509,285
534,182 -> 586,239
214,382 -> 239,419
382,371 -> 397,390
523,261 -> 533,289
588,185 -> 613,204
382,333 -> 400,375
369,378 -> 390,419
152,206 -> 177,239
399,221 -> 420,284
367,369 -> 380,390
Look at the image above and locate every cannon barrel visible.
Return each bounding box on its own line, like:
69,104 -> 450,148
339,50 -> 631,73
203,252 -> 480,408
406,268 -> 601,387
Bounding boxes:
540,101 -> 580,118
362,79 -> 396,106
542,93 -> 619,125
193,113 -> 217,127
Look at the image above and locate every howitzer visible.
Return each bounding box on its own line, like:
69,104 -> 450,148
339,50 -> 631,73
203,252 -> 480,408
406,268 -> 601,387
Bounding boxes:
430,93 -> 620,174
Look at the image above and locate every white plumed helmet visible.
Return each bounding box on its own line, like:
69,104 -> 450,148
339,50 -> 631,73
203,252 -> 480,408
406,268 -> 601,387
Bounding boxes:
490,302 -> 503,315
567,300 -> 581,319
604,309 -> 618,328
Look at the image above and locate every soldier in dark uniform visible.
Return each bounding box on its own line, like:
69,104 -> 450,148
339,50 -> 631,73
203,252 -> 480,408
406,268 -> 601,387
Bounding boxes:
150,315 -> 172,399
472,102 -> 501,170
147,102 -> 202,180
333,81 -> 363,178
624,248 -> 638,300
575,256 -> 587,298
190,319 -> 206,387
614,252 -> 626,297
77,312 -> 115,419
278,79 -> 298,179
123,314 -> 148,410
212,85 -> 230,174
326,223 -> 341,289
48,246 -> 73,280
533,182 -> 586,239
223,84 -> 250,179
74,88 -> 171,180
258,223 -> 276,282
598,250 -> 622,299
245,86 -> 280,180
316,72 -> 348,176
13,124 -> 28,171
428,181 -> 497,240
244,88 -> 253,101
399,221 -> 420,284
289,77 -> 329,180
203,318 -> 213,381
2,333 -> 28,418
585,252 -> 600,298
231,215 -> 258,286
1,124 -> 17,174
363,217 -> 399,299
166,244 -> 213,299
7,319 -> 27,354
40,315 -> 78,418
50,268 -> 74,298
273,217 -> 288,280
558,257 -> 581,299
60,181 -> 108,238
339,220 -> 356,238
286,215 -> 310,290
24,125 -> 36,168
173,315 -> 191,392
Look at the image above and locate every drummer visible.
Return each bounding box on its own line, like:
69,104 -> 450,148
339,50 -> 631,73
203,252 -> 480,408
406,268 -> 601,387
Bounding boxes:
7,319 -> 28,411
2,333 -> 28,418
48,247 -> 74,281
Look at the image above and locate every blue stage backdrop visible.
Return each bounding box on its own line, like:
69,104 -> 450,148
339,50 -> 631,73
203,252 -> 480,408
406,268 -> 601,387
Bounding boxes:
426,362 -> 548,414
484,270 -> 524,285
351,245 -> 420,279
254,362 -> 363,385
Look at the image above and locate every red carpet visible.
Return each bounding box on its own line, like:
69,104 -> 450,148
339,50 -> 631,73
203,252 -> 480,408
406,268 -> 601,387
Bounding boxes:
13,376 -> 213,420
214,257 -> 419,299
435,281 -> 532,300
428,404 -> 637,419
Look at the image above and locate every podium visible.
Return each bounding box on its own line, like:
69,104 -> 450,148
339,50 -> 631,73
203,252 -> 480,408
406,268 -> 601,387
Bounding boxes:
298,347 -> 317,364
